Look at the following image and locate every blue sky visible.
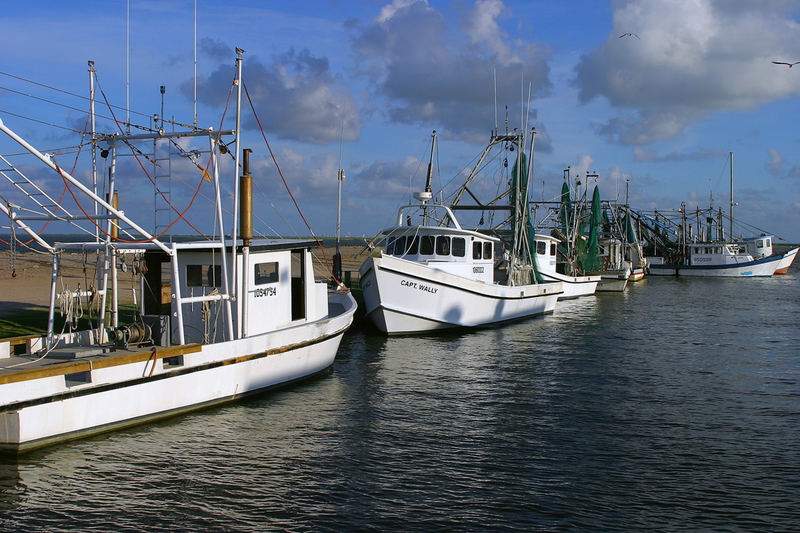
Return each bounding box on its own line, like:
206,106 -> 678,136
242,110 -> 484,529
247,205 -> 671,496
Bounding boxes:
1,0 -> 799,243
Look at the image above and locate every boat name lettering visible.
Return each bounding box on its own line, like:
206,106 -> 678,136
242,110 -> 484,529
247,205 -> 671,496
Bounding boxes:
254,287 -> 277,297
473,266 -> 484,273
400,279 -> 438,294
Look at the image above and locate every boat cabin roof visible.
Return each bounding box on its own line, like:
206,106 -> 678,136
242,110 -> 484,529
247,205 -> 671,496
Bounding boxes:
380,224 -> 501,243
53,238 -> 317,254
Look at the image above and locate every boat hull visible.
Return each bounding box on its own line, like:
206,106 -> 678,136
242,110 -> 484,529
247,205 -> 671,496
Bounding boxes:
539,271 -> 599,299
595,271 -> 629,292
629,267 -> 645,282
649,254 -> 781,277
0,292 -> 357,453
774,247 -> 799,275
359,254 -> 561,334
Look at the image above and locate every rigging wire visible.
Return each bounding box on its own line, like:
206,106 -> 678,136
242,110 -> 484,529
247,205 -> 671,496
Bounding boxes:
243,81 -> 340,284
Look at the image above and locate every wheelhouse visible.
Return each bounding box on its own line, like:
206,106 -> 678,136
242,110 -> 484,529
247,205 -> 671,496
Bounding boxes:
379,203 -> 499,284
740,235 -> 774,259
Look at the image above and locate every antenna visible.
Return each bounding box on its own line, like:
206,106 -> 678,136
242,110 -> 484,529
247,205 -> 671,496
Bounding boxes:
493,67 -> 498,131
334,113 -> 345,283
126,0 -> 131,135
193,0 -> 198,129
160,85 -> 165,132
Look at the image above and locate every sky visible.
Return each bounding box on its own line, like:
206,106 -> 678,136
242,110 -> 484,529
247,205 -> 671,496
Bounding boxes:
1,0 -> 799,244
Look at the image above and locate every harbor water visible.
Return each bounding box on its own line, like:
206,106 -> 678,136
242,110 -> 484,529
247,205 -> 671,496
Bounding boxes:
1,269 -> 798,531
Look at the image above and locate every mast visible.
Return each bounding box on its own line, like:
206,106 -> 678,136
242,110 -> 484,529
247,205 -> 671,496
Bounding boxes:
89,61 -> 98,244
231,47 -> 243,338
334,119 -> 345,284
729,151 -> 734,241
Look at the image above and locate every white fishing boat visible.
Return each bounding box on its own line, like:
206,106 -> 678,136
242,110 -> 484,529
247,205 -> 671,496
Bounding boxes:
643,154 -> 785,278
648,242 -> 781,277
533,234 -> 599,299
0,51 -> 356,452
359,131 -> 561,335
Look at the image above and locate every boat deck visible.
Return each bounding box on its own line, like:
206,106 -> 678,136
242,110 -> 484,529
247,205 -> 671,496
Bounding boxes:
0,341 -> 201,385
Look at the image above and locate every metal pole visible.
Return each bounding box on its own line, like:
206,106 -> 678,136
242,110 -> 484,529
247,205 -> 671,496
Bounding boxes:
47,253 -> 59,349
729,151 -> 734,240
240,149 -> 252,338
89,60 -> 98,245
230,49 -> 243,338
0,118 -> 171,253
334,167 -> 344,282
209,135 -> 234,341
170,245 -> 185,345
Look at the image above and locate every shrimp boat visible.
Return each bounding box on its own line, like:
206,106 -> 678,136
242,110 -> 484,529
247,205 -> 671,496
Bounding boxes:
0,52 -> 356,453
359,130 -> 561,334
644,153 -> 787,278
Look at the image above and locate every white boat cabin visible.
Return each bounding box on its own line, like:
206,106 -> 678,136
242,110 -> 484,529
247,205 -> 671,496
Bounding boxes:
380,204 -> 499,284
740,235 -> 774,259
533,234 -> 559,276
688,242 -> 753,266
142,239 -> 328,346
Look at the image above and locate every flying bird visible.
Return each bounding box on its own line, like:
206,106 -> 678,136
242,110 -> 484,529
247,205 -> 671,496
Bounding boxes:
772,60 -> 800,68
619,33 -> 640,39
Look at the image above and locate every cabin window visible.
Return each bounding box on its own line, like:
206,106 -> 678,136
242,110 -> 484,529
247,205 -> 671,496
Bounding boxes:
766,238 -> 771,247
473,242 -> 482,259
420,236 -> 435,255
536,241 -> 546,255
407,236 -> 419,255
394,236 -> 406,255
186,264 -> 222,287
386,237 -> 395,255
452,238 -> 465,257
550,243 -> 557,256
436,236 -> 450,256
757,239 -> 764,248
483,242 -> 492,259
254,262 -> 279,285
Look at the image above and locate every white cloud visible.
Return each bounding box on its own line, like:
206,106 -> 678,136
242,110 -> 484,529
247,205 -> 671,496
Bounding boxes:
351,0 -> 551,139
767,148 -> 784,172
192,46 -> 360,144
575,0 -> 800,144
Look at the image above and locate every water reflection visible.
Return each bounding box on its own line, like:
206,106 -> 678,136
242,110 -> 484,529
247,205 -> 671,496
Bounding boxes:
0,274 -> 798,530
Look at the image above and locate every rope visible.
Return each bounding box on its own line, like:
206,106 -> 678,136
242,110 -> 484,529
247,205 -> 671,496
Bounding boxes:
93,72 -> 212,239
243,81 -> 341,285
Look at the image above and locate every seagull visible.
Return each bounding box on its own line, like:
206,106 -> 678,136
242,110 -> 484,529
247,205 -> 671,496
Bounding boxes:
772,60 -> 800,68
619,32 -> 640,39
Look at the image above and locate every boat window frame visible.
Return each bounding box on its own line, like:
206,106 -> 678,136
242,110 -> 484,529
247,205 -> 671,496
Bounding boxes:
186,264 -> 222,287
407,235 -> 420,255
420,235 -> 435,255
483,242 -> 492,260
473,241 -> 482,260
435,236 -> 450,256
386,237 -> 395,255
452,237 -> 466,257
536,241 -> 546,255
254,261 -> 279,285
394,236 -> 406,256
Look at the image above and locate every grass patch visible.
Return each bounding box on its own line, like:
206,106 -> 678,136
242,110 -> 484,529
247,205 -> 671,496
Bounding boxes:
0,306 -> 140,340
